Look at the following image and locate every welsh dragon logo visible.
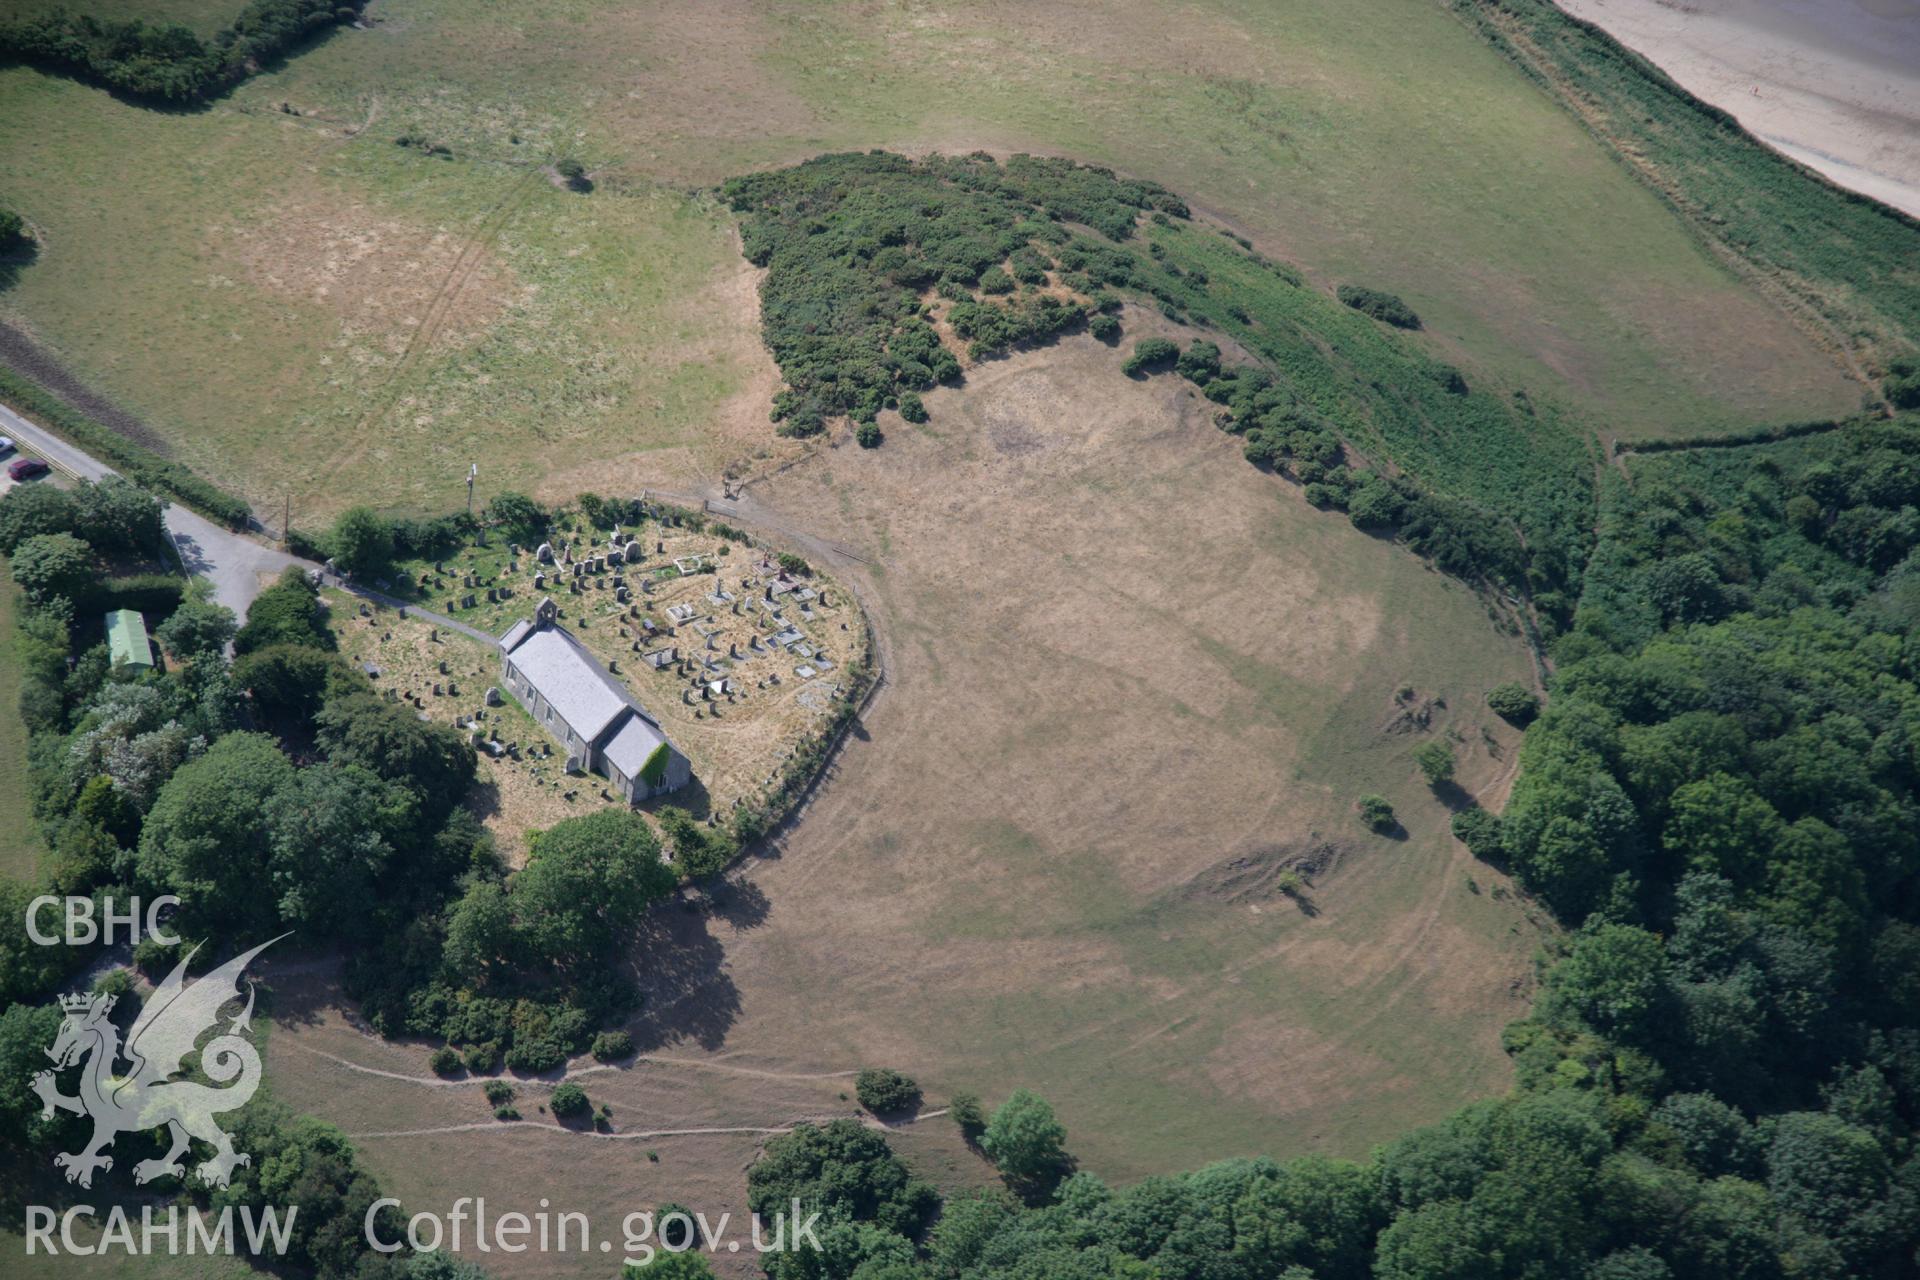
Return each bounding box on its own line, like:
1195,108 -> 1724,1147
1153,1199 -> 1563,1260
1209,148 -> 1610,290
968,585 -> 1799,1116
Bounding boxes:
31,936 -> 283,1190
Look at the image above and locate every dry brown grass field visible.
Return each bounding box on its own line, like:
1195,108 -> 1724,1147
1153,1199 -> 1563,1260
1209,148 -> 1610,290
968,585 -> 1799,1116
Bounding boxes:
262,321 -> 1547,1277
263,965 -> 928,1280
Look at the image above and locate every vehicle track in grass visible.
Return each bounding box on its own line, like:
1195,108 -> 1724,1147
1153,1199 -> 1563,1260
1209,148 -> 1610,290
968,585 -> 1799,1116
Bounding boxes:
348,1109 -> 950,1143
281,1036 -> 862,1089
317,168 -> 544,487
280,1031 -> 953,1144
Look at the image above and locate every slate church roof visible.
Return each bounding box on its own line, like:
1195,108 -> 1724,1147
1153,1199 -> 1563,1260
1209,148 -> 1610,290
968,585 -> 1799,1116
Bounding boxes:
500,619 -> 633,744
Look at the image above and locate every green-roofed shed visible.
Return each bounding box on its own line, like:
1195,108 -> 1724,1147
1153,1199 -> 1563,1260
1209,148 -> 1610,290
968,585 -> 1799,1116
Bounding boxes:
106,609 -> 154,670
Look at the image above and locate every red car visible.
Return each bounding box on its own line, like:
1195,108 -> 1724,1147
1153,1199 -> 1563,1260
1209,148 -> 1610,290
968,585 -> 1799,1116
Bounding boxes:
7,457 -> 49,481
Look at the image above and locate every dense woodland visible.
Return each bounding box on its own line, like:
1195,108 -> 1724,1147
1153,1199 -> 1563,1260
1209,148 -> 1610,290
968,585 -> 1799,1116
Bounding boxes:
0,0 -> 361,103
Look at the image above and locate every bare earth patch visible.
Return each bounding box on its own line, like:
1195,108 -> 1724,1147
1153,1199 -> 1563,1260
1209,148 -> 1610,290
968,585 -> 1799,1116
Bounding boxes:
215,195 -> 523,357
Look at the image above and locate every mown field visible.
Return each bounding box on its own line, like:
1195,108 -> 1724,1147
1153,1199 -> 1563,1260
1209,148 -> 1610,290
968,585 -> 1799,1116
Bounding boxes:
697,324 -> 1549,1174
0,0 -> 1857,531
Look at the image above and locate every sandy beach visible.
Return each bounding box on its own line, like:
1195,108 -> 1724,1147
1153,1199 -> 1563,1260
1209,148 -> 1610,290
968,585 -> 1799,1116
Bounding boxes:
1556,0 -> 1920,219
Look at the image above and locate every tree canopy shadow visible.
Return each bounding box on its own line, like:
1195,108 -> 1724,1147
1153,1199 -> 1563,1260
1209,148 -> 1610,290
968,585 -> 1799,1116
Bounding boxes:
0,236 -> 39,295
639,774 -> 713,821
619,895 -> 742,1052
705,875 -> 771,930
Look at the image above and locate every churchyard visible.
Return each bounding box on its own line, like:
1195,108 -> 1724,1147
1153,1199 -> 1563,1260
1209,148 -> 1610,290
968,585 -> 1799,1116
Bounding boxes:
322,506 -> 868,857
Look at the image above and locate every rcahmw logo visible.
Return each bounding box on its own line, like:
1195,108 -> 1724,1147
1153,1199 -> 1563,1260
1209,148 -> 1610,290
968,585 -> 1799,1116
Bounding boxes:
25,1204 -> 296,1259
22,929 -> 297,1258
25,893 -> 181,946
35,936 -> 282,1188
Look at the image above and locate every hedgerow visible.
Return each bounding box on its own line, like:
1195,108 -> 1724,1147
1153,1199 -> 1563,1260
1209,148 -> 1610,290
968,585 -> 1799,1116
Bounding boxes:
0,368 -> 251,528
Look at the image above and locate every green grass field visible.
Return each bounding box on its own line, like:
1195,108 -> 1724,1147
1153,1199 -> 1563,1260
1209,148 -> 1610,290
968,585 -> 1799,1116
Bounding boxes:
0,0 -> 1860,531
1458,0 -> 1920,380
0,63 -> 755,520
0,1230 -> 258,1279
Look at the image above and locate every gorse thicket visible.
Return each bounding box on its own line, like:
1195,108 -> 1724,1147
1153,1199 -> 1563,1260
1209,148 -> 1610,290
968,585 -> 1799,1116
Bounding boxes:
720,152 -> 1186,435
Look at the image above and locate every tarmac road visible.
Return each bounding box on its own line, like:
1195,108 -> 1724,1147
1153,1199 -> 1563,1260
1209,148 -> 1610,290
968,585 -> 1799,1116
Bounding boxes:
0,396 -> 310,618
